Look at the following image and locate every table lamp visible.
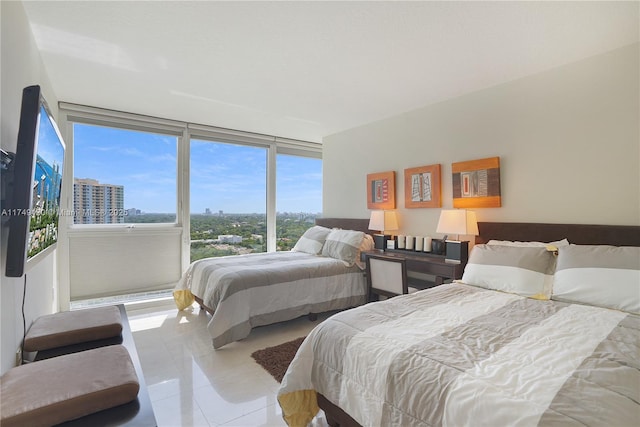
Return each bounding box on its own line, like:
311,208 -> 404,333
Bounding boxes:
435,209 -> 478,262
368,210 -> 398,250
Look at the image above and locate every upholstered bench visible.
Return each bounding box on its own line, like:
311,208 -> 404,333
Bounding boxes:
0,344 -> 140,427
23,305 -> 123,352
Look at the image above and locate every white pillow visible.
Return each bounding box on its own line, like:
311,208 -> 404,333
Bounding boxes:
461,244 -> 557,300
292,225 -> 332,255
487,238 -> 569,249
553,245 -> 640,314
321,229 -> 366,267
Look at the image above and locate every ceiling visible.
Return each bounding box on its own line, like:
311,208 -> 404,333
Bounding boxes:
22,1 -> 639,143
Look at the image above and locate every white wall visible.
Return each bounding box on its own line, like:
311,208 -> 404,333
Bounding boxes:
323,43 -> 640,237
1,1 -> 59,373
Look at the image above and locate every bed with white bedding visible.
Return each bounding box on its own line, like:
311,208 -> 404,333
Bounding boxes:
173,218 -> 373,349
277,222 -> 640,427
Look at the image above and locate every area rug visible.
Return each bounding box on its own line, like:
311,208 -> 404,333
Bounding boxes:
251,336 -> 305,383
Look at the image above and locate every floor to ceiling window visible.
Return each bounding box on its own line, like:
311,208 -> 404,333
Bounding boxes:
275,154 -> 322,251
60,103 -> 322,302
189,139 -> 268,261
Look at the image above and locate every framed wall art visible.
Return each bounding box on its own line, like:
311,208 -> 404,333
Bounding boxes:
366,171 -> 396,209
404,164 -> 441,208
452,156 -> 501,208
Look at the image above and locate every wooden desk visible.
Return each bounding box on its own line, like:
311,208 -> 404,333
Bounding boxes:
35,305 -> 157,427
362,249 -> 466,289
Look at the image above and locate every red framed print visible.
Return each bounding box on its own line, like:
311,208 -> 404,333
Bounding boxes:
366,171 -> 396,209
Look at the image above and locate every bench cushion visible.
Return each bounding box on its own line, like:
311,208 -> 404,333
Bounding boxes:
1,345 -> 139,427
23,305 -> 122,352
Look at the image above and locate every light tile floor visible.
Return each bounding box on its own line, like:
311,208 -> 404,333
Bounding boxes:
126,302 -> 332,427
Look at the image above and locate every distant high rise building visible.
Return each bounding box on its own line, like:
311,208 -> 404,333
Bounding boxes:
205,208 -> 211,215
74,178 -> 124,224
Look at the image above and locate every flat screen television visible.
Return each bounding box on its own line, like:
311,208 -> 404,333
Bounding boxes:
4,85 -> 65,277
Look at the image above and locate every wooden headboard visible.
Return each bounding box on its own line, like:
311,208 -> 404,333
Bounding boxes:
476,222 -> 640,247
315,219 -> 640,246
315,218 -> 372,235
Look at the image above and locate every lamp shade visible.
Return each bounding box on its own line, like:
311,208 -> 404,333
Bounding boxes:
368,210 -> 399,233
436,209 -> 479,237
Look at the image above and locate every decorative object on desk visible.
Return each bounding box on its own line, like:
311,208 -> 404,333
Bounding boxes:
367,171 -> 396,209
386,239 -> 396,250
452,157 -> 501,208
404,164 -> 441,208
436,209 -> 479,262
406,235 -> 415,250
368,210 -> 399,249
431,237 -> 446,255
415,236 -> 423,251
423,236 -> 432,252
397,235 -> 405,249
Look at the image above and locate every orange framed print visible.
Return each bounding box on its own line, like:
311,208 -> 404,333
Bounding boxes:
452,156 -> 501,208
404,164 -> 441,208
366,171 -> 396,209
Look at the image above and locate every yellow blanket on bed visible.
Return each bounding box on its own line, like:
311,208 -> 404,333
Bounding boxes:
173,289 -> 194,310
277,390 -> 319,427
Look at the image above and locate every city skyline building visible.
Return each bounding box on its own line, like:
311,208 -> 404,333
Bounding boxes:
73,178 -> 124,224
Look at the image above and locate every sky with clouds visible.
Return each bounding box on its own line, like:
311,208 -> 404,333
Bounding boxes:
73,124 -> 322,214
